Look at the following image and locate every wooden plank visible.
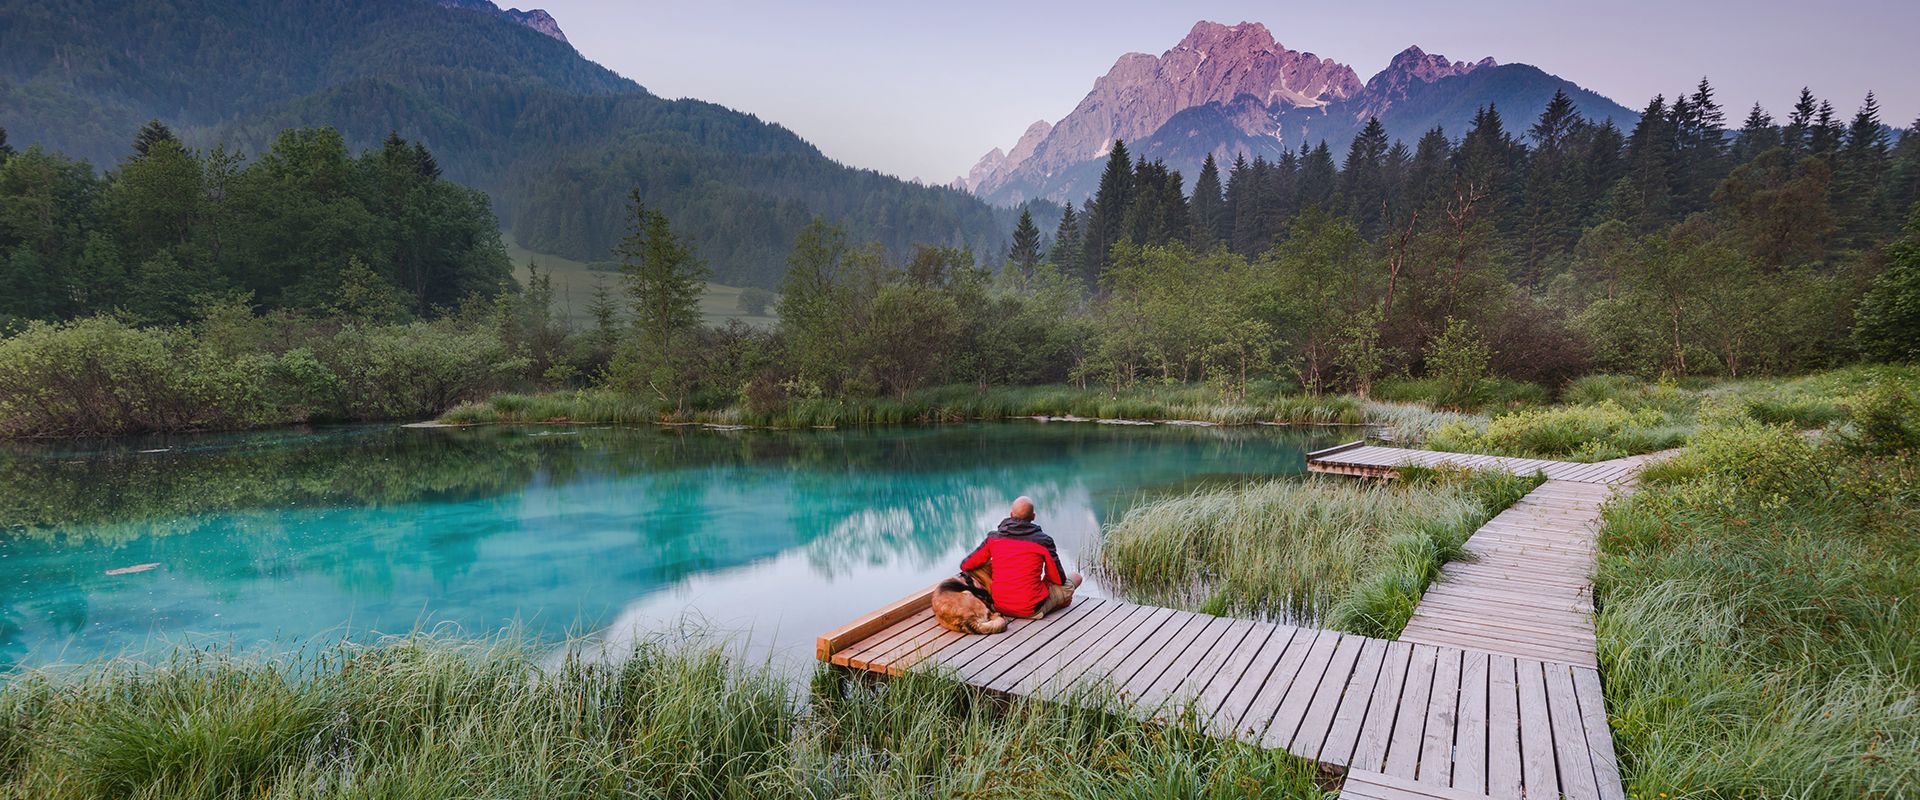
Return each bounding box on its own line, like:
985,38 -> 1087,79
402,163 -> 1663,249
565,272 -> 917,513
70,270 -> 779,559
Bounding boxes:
1452,650 -> 1490,795
1209,625 -> 1305,738
983,599 -> 1131,693
1486,655 -> 1522,799
1417,646 -> 1462,786
1286,633 -> 1368,758
1004,601 -> 1154,692
816,584 -> 935,660
1192,622 -> 1280,718
855,615 -> 959,673
1305,440 -> 1366,460
1384,643 -> 1439,778
943,598 -> 1104,680
834,609 -> 936,669
1405,613 -> 1597,645
1349,640 -> 1414,772
956,598 -> 1107,684
1317,637 -> 1387,766
1515,659 -> 1560,797
1135,616 -> 1244,715
1034,604 -> 1180,698
886,626 -> 970,673
1261,629 -> 1345,750
1546,662 -> 1602,799
1342,768 -> 1512,800
1234,627 -> 1332,743
1163,618 -> 1261,705
1573,667 -> 1627,800
1104,610 -> 1212,707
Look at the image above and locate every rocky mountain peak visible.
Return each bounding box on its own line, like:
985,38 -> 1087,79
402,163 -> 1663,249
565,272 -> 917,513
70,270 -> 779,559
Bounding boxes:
501,8 -> 568,44
1365,46 -> 1492,97
963,20 -> 1363,200
437,0 -> 569,44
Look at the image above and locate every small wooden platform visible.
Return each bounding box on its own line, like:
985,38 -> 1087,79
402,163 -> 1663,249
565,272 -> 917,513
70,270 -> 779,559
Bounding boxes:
1304,443 -> 1648,485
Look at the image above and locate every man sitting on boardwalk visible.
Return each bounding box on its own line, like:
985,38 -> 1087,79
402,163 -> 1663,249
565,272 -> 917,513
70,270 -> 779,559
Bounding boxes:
959,496 -> 1083,619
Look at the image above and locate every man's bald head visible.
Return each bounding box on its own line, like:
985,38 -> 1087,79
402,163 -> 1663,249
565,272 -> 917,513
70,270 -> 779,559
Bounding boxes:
1011,496 -> 1035,521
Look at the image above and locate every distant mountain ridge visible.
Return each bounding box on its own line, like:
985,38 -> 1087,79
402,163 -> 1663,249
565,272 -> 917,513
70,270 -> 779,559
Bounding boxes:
0,0 -> 1015,288
963,21 -> 1637,205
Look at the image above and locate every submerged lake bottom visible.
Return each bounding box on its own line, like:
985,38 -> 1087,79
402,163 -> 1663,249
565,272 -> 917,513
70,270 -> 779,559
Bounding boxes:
0,421 -> 1354,673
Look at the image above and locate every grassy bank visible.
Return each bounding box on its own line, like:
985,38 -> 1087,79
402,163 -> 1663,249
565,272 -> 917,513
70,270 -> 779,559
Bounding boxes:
1097,468 -> 1539,637
1420,366 -> 1920,461
0,634 -> 1325,799
442,383 -> 1371,429
1593,379 -> 1920,796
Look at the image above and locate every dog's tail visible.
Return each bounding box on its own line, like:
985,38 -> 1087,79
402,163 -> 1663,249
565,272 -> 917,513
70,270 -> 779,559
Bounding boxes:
969,614 -> 1009,635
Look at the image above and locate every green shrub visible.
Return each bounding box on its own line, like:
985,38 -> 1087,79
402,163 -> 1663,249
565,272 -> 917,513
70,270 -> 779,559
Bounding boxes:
1426,400 -> 1686,461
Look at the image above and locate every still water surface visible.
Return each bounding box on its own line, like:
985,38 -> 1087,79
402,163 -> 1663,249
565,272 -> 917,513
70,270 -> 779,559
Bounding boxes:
0,422 -> 1347,671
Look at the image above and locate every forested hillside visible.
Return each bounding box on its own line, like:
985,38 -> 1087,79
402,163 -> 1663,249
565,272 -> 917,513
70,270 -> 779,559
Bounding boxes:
0,0 -> 1016,286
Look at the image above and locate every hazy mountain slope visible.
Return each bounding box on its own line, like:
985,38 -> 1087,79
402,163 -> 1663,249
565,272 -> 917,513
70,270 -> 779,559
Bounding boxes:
0,0 -> 1013,286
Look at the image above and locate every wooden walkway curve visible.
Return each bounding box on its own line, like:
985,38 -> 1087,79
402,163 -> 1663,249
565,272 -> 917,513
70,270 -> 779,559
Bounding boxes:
816,442 -> 1666,800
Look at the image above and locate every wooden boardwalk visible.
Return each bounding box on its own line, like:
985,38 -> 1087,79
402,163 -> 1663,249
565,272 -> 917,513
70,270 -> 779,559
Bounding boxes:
819,594 -> 1622,798
1302,443 -> 1652,485
1398,480 -> 1611,668
816,442 -> 1656,800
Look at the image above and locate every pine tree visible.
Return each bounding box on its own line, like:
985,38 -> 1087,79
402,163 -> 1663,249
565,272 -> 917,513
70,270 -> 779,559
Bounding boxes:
1835,93 -> 1892,245
1190,153 -> 1226,248
1784,88 -> 1818,154
1673,78 -> 1728,210
1227,153 -> 1268,256
1382,140 -> 1412,229
411,142 -> 441,179
0,126 -> 12,165
1888,117 -> 1920,225
132,119 -> 177,158
1340,117 -> 1390,236
615,189 -> 707,349
1081,139 -> 1134,283
1808,100 -> 1843,155
1297,142 -> 1336,209
1616,95 -> 1678,228
1048,201 -> 1082,268
587,274 -> 620,349
1581,120 -> 1627,215
1407,127 -> 1453,217
1520,91 -> 1588,282
1008,205 -> 1042,278
1456,104 -> 1523,228
1731,103 -> 1779,164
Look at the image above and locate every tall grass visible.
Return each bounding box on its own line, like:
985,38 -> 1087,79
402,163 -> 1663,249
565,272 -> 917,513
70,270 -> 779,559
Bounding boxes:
1424,400 -> 1692,461
443,383 -> 1371,429
1096,469 -> 1538,637
0,633 -> 1327,799
1594,396 -> 1920,796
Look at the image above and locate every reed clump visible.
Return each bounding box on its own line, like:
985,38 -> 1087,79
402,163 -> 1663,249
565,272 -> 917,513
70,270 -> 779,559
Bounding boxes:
1096,468 -> 1537,636
0,632 -> 1327,799
1594,383 -> 1920,796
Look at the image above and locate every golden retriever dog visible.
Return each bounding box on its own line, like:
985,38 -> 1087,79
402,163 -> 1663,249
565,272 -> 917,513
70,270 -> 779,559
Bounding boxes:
932,575 -> 1008,634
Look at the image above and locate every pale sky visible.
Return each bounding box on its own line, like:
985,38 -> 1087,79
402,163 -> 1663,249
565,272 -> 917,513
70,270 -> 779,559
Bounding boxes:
537,0 -> 1917,183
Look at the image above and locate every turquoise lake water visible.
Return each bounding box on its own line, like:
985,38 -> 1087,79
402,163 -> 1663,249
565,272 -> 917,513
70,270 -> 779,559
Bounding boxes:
0,422 -> 1348,671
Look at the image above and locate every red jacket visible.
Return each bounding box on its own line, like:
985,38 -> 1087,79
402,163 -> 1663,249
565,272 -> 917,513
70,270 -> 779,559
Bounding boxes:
959,517 -> 1066,618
